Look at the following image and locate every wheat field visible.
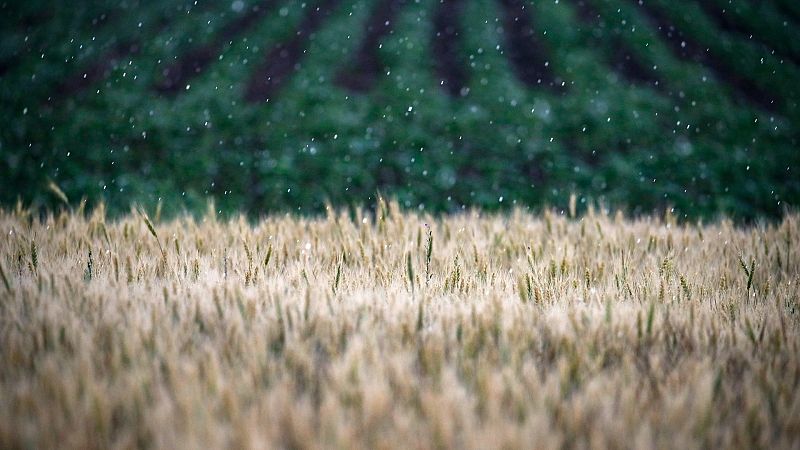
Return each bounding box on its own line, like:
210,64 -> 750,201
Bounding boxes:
0,200 -> 798,449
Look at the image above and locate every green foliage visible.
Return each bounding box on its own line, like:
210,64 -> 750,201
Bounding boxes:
1,0 -> 798,219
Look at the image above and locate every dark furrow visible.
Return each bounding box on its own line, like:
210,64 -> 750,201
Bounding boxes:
43,5 -> 206,103
569,0 -> 660,87
0,60 -> 11,77
0,52 -> 21,77
334,0 -> 407,92
630,0 -> 779,111
694,0 -> 800,67
774,0 -> 800,24
0,9 -> 52,28
431,0 -> 468,97
496,0 -> 561,92
244,0 -> 342,103
47,39 -> 144,100
155,1 -> 276,94
0,10 -> 103,77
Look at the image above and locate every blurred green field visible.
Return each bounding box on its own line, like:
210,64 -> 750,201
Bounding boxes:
1,0 -> 798,219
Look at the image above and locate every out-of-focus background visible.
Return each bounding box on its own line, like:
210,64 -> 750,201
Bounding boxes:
1,0 -> 798,219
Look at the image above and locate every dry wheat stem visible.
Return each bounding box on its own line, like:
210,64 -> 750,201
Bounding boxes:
0,202 -> 799,449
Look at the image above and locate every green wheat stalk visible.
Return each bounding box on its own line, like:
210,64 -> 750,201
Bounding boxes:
407,252 -> 415,294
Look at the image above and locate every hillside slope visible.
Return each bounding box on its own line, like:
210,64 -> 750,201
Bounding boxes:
1,0 -> 799,218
